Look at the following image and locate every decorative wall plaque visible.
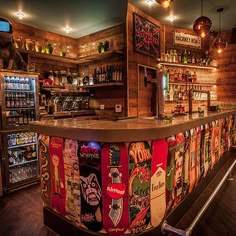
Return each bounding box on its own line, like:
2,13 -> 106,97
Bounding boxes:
134,13 -> 160,58
174,32 -> 201,48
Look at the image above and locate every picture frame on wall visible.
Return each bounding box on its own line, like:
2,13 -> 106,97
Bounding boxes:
133,13 -> 160,58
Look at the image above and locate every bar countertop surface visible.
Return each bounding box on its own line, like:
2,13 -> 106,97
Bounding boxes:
29,110 -> 235,142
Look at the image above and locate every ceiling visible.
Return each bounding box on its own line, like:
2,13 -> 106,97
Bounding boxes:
0,0 -> 127,38
0,0 -> 235,39
129,0 -> 236,33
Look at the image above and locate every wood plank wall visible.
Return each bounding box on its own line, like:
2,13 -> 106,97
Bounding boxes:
11,20 -> 126,119
77,24 -> 127,119
213,43 -> 236,109
11,21 -> 78,77
8,10 -> 236,118
127,3 -> 219,116
127,3 -> 163,117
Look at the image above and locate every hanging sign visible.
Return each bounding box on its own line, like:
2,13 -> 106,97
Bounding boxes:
174,32 -> 201,48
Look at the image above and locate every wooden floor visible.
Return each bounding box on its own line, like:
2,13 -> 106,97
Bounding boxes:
0,165 -> 235,236
191,167 -> 236,236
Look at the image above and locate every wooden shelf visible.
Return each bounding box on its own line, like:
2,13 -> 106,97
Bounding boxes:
19,49 -> 78,64
158,61 -> 217,70
77,50 -> 124,64
19,49 -> 124,65
76,82 -> 123,89
41,83 -> 124,93
42,85 -> 65,89
169,82 -> 216,87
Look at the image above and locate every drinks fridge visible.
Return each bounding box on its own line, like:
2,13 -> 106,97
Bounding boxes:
0,70 -> 40,195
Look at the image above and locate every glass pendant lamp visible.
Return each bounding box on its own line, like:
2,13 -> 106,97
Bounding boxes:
193,0 -> 212,38
213,8 -> 227,53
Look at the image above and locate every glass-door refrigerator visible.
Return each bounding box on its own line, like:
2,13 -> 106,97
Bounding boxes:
0,69 -> 40,194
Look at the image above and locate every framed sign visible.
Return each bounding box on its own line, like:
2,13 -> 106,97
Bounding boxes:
134,13 -> 160,58
174,32 -> 201,48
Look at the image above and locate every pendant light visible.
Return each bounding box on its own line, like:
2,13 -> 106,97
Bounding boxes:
155,0 -> 175,8
213,8 -> 227,53
193,0 -> 212,38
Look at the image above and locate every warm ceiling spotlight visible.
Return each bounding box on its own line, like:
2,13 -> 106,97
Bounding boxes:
167,15 -> 176,22
156,0 -> 175,8
145,0 -> 155,6
64,26 -> 71,34
16,11 -> 25,20
213,8 -> 227,53
193,0 -> 212,38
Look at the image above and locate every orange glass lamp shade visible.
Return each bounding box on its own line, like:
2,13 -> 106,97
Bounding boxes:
193,16 -> 212,38
213,37 -> 227,53
156,0 -> 174,8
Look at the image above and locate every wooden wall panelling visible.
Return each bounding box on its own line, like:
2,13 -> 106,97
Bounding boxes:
137,65 -> 157,117
213,44 -> 236,109
77,24 -> 127,119
77,24 -> 126,58
12,21 -> 78,58
127,3 -> 162,117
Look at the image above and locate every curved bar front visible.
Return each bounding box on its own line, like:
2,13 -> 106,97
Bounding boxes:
30,111 -> 235,142
29,110 -> 235,236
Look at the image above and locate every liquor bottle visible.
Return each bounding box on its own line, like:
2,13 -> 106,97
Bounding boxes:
165,50 -> 170,62
191,53 -> 196,64
178,50 -> 182,63
173,49 -> 178,63
93,68 -> 97,84
183,49 -> 188,64
30,111 -> 35,121
102,66 -> 106,83
118,65 -> 123,82
6,92 -> 11,108
18,110 -> 24,125
11,93 -> 15,108
112,65 -> 116,82
166,69 -> 170,92
169,49 -> 173,62
169,85 -> 174,101
23,110 -> 28,125
187,51 -> 192,64
15,93 -> 19,107
192,69 -> 197,83
98,67 -> 102,83
30,93 -> 35,107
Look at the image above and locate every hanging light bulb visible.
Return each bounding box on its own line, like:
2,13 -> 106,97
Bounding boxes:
193,0 -> 212,38
213,8 -> 227,53
155,0 -> 175,9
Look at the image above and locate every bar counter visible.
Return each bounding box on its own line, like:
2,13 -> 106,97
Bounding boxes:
30,110 -> 235,142
29,110 -> 235,236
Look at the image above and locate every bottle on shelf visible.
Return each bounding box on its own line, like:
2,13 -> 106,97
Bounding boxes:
169,49 -> 174,63
165,50 -> 170,62
183,49 -> 188,64
192,69 -> 197,83
187,50 -> 192,64
169,85 -> 174,101
165,69 -> 170,92
191,53 -> 196,64
178,50 -> 182,63
173,49 -> 178,63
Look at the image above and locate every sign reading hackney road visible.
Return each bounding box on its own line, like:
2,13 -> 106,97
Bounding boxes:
174,32 -> 201,48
